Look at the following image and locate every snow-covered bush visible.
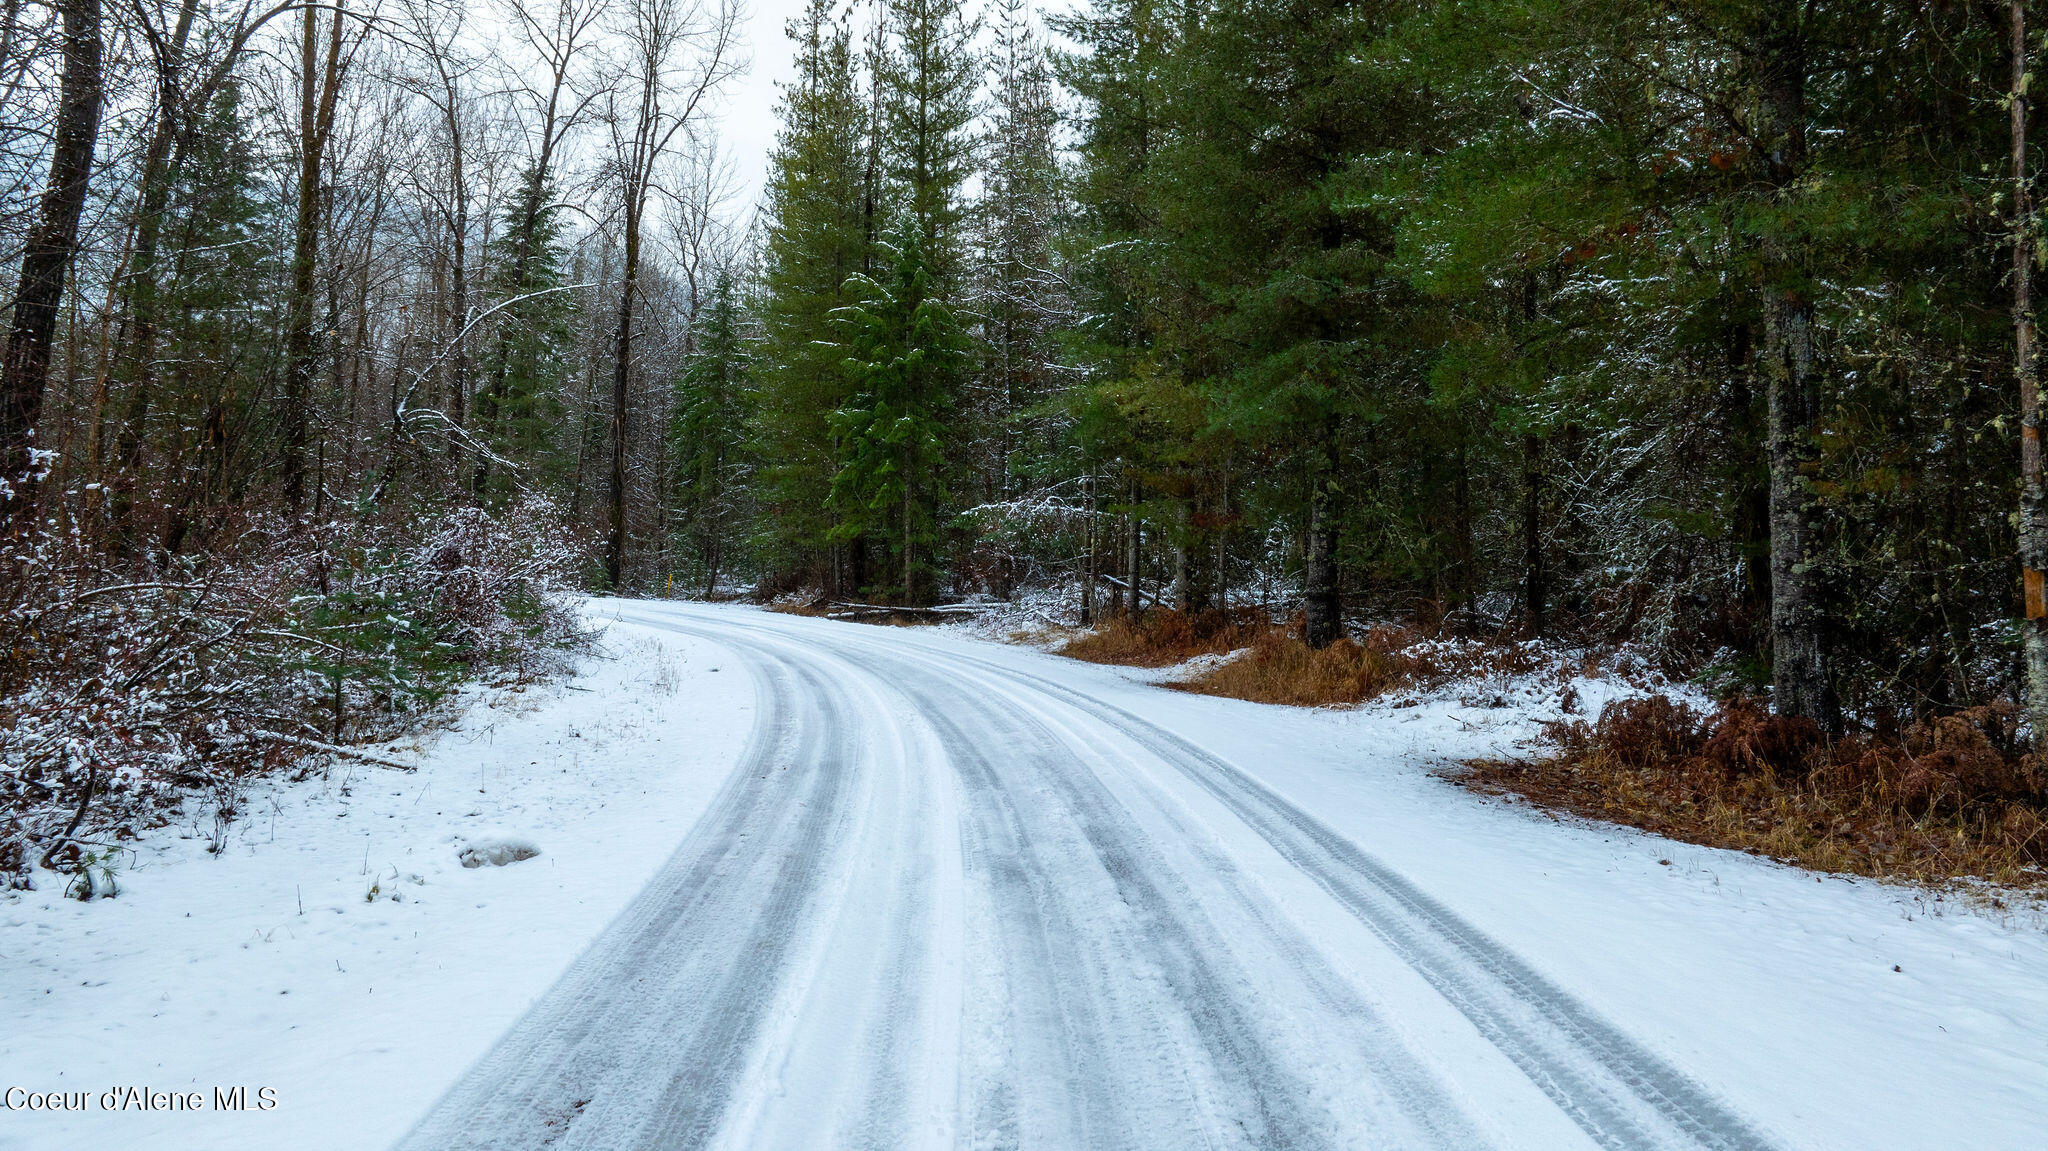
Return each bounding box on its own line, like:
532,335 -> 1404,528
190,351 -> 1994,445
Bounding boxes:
0,494 -> 584,886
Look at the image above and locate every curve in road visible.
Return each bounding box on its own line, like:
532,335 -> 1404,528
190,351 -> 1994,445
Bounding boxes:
393,604 -> 1781,1151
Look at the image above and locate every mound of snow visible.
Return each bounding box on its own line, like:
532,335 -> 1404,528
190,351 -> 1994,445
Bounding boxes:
1151,648 -> 1253,683
458,833 -> 541,868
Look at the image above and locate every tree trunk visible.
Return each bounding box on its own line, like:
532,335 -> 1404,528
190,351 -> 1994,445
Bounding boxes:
1764,296 -> 1835,729
1124,475 -> 1142,616
902,452 -> 915,602
1081,467 -> 1098,624
1522,432 -> 1546,637
445,126 -> 468,486
281,5 -> 345,519
1757,6 -> 1836,731
1303,444 -> 1341,649
1,0 -> 101,518
110,0 -> 199,551
607,183 -> 639,591
1176,493 -> 1215,614
2014,0 -> 2048,740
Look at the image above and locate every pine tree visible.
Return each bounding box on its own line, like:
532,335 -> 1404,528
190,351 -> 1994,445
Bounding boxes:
876,0 -> 978,281
477,164 -> 579,503
965,0 -> 1068,597
829,218 -> 968,601
149,80 -> 282,542
1049,0 -> 1177,617
1145,0 -> 1434,634
753,0 -> 873,589
671,267 -> 754,593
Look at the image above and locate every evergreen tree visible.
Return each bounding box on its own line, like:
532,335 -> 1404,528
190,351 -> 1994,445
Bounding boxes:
1144,0 -> 1435,634
671,267 -> 754,593
150,80 -> 282,537
964,0 -> 1069,596
1049,0 -> 1180,616
876,0 -> 979,280
753,0 -> 873,589
829,218 -> 969,600
478,164 -> 579,503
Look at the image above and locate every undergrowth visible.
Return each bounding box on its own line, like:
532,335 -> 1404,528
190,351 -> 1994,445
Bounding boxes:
1,494 -> 586,890
1462,697 -> 2048,890
1172,628 -> 1425,706
1061,610 -> 1545,707
1058,608 -> 1271,668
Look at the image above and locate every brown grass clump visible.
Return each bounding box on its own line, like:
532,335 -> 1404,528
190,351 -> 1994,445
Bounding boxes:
1058,608 -> 1271,668
1462,696 -> 2048,890
1062,613 -> 1550,708
1172,628 -> 1427,707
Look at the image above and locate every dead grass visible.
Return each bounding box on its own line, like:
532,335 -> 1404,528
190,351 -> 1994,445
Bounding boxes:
1058,608 -> 1272,668
1460,696 -> 2048,892
1061,611 -> 1548,709
1172,628 -> 1427,707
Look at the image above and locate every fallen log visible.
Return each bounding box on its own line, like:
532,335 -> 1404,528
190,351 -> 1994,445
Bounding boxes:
826,601 -> 986,619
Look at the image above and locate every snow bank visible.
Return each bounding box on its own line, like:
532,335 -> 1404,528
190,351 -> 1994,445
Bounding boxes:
0,615 -> 753,1151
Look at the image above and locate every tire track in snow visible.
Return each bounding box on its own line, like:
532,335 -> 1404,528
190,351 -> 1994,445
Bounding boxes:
414,602 -> 1781,1150
909,640 -> 1785,1151
899,661 -> 1468,1151
707,624 -> 963,1151
654,606 -> 1493,1150
393,637 -> 865,1151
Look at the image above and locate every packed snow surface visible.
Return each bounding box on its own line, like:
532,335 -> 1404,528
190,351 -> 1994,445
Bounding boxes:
4,601 -> 2047,1150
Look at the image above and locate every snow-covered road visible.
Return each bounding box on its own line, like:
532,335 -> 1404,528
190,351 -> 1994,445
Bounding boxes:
392,602 -> 1991,1151
9,600 -> 2046,1151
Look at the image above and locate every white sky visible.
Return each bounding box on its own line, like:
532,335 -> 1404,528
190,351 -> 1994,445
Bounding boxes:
717,0 -> 813,214
708,0 -> 1080,218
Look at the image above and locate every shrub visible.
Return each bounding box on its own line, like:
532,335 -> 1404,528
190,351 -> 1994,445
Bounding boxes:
0,494 -> 584,885
1174,629 -> 1423,707
1059,608 -> 1270,668
1468,695 -> 2048,889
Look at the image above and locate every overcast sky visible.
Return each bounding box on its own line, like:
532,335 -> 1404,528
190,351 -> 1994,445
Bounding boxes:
717,0 -> 813,215
710,0 -> 1077,218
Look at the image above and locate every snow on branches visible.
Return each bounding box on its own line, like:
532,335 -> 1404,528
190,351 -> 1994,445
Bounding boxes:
0,494 -> 584,889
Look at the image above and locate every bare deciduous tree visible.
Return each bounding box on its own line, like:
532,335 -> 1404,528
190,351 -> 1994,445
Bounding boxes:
598,0 -> 742,587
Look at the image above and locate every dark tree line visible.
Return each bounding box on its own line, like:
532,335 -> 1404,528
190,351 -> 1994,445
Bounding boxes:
9,0 -> 2048,739
739,0 -> 2048,737
0,0 -> 746,580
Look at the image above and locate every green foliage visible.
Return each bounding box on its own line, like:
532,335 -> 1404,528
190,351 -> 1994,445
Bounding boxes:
290,571 -> 468,721
878,0 -> 981,279
671,269 -> 756,593
139,80 -> 283,508
477,165 -> 579,503
719,0 -> 2033,723
753,0 -> 874,575
828,221 -> 969,600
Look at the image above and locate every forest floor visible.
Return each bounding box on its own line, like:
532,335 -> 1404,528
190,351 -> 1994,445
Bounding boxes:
3,601 -> 2047,1149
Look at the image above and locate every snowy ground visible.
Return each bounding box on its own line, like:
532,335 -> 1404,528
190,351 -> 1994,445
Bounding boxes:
0,619 -> 755,1150
4,600 -> 2047,1150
